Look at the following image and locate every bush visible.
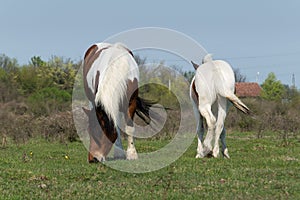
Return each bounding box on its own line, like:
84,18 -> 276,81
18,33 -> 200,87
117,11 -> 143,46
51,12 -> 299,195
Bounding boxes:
36,111 -> 77,142
0,101 -> 33,144
226,98 -> 300,139
0,101 -> 77,145
27,87 -> 71,116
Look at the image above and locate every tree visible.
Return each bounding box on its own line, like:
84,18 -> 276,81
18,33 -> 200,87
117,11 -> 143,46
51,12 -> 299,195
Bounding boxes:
17,66 -> 38,95
183,71 -> 195,83
134,54 -> 146,66
46,56 -> 79,92
0,54 -> 19,102
30,56 -> 46,68
261,72 -> 285,101
233,68 -> 246,82
0,54 -> 18,73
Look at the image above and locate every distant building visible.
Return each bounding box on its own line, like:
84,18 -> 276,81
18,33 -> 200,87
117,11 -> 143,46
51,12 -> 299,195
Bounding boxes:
235,82 -> 261,98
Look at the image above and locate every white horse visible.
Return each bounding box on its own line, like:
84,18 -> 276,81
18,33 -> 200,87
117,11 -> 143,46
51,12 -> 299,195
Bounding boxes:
190,54 -> 249,158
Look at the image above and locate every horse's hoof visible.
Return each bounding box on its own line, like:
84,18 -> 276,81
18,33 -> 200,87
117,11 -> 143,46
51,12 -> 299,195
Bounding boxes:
88,157 -> 99,163
202,146 -> 212,156
222,148 -> 230,159
206,151 -> 214,158
126,154 -> 138,160
196,153 -> 205,158
126,148 -> 138,160
212,153 -> 219,158
89,156 -> 105,163
212,149 -> 220,158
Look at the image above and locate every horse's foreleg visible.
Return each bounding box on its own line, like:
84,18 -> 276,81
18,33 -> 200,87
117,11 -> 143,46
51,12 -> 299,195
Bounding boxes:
114,127 -> 126,159
126,125 -> 138,160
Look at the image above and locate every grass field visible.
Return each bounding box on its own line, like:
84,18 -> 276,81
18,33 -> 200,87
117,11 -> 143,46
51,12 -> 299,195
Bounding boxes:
0,132 -> 299,199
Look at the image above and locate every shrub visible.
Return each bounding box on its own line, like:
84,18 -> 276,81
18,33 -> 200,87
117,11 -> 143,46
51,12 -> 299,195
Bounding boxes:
0,102 -> 77,144
226,98 -> 300,139
27,87 -> 71,116
36,111 -> 77,142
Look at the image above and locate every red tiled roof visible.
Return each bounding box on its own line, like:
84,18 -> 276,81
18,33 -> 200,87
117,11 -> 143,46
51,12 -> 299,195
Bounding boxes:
235,82 -> 261,97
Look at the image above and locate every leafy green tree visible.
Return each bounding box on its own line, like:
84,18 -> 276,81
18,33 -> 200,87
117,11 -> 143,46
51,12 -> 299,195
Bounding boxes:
0,54 -> 18,73
284,85 -> 300,108
17,66 -> 38,95
17,56 -> 49,96
0,68 -> 10,102
19,56 -> 80,95
0,54 -> 19,102
183,71 -> 195,83
30,56 -> 46,68
261,72 -> 285,101
46,56 -> 79,92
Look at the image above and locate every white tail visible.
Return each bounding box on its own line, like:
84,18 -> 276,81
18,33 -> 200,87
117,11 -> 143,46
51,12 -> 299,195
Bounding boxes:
226,93 -> 250,114
202,54 -> 213,64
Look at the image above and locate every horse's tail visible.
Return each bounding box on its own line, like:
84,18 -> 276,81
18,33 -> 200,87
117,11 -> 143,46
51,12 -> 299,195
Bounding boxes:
226,93 -> 250,114
202,54 -> 213,64
135,97 -> 160,124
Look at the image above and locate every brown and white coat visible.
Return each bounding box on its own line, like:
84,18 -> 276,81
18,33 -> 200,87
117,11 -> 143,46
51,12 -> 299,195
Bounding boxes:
82,43 -> 151,162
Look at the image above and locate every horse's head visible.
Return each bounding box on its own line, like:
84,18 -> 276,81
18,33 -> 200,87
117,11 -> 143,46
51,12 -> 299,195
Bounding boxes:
82,107 -> 116,162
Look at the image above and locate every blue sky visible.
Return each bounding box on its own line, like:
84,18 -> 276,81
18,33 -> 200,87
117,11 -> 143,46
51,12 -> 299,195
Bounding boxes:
1,0 -> 300,87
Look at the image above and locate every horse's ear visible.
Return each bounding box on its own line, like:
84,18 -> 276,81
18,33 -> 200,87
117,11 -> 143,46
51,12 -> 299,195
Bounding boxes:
191,61 -> 199,70
82,107 -> 90,116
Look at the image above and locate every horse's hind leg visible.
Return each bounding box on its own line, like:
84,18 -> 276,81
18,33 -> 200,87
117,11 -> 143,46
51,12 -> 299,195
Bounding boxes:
125,93 -> 138,160
220,100 -> 232,158
200,105 -> 216,157
213,97 -> 227,158
191,88 -> 205,158
195,112 -> 205,158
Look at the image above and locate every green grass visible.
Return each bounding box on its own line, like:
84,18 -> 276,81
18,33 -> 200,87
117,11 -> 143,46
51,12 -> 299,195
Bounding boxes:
0,132 -> 299,199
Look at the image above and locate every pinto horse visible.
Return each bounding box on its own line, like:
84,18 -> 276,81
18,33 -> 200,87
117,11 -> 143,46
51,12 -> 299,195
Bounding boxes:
82,43 -> 153,162
190,54 -> 250,158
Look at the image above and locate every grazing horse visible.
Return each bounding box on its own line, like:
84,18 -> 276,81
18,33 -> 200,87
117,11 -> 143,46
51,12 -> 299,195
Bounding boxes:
82,42 -> 153,162
190,54 -> 250,158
